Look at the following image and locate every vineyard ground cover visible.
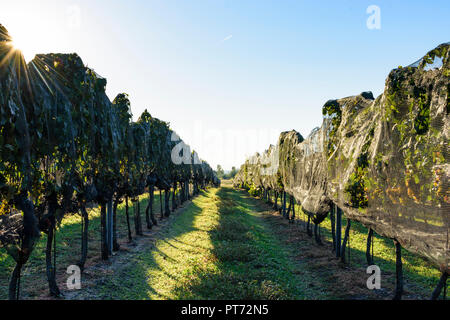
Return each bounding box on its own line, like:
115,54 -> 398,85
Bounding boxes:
0,189 -> 172,300
259,191 -> 442,299
66,186 -> 319,299
0,184 -> 441,299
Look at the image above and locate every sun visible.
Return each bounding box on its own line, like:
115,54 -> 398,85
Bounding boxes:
2,7 -> 68,64
8,32 -> 37,63
5,21 -> 54,63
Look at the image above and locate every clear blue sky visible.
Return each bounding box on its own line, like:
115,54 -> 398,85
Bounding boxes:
2,0 -> 449,170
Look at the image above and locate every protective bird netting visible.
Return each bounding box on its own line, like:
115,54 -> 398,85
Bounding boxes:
0,23 -> 219,298
278,128 -> 331,223
235,43 -> 450,272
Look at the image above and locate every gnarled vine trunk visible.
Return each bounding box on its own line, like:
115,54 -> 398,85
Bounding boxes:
134,199 -> 143,236
164,188 -> 170,217
366,228 -> 374,266
8,196 -> 40,300
172,182 -> 177,210
340,219 -> 351,263
159,189 -> 164,219
330,206 -> 336,253
431,272 -> 448,300
125,196 -> 132,240
393,240 -> 403,300
100,204 -> 108,260
314,223 -> 322,245
113,198 -> 120,251
149,186 -> 157,225
45,216 -> 60,297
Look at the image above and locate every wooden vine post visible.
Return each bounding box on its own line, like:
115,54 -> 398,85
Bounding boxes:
335,205 -> 342,258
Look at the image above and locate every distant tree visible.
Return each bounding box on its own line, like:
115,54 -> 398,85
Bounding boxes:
218,166 -> 238,180
228,166 -> 238,179
215,165 -> 225,179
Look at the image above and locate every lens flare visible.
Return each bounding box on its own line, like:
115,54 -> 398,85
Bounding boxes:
8,34 -> 31,61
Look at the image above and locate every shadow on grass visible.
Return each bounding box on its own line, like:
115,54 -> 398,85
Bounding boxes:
89,194 -> 206,300
170,187 -> 310,300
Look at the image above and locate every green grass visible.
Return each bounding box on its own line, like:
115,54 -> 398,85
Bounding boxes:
94,187 -> 326,299
1,185 -> 443,300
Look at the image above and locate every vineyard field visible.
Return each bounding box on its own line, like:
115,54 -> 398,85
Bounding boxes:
1,183 -> 440,300
0,4 -> 449,303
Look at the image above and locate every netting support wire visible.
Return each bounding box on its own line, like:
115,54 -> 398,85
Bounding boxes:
393,240 -> 403,300
431,272 -> 448,300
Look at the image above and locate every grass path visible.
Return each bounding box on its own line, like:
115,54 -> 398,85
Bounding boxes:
74,187 -> 324,299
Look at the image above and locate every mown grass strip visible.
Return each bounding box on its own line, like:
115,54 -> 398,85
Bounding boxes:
95,187 -> 328,300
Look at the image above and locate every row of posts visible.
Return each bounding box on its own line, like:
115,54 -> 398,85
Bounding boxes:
103,183 -> 192,256
260,188 -> 448,300
264,189 -> 450,300
266,189 -> 345,257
